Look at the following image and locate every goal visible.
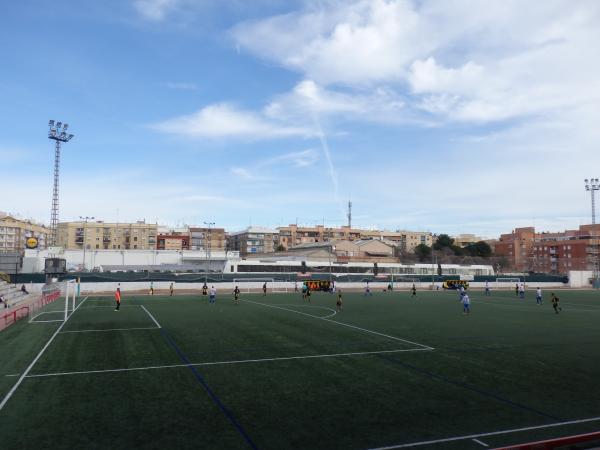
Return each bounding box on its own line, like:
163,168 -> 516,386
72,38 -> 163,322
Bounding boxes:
495,277 -> 523,289
64,279 -> 77,320
233,278 -> 290,293
391,276 -> 423,288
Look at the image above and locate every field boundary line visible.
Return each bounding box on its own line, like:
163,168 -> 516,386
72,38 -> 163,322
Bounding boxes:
140,305 -> 162,328
29,311 -> 64,323
242,299 -> 434,350
59,326 -> 159,334
365,415 -> 600,449
25,347 -> 433,378
0,296 -> 88,412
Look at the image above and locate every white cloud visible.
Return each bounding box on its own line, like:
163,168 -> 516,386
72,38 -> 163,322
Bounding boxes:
152,103 -> 312,139
134,0 -> 179,21
258,149 -> 320,168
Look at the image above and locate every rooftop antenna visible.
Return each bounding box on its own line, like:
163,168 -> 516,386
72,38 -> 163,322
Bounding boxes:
347,200 -> 352,228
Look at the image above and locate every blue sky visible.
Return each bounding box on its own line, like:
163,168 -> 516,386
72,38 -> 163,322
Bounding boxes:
2,0 -> 600,237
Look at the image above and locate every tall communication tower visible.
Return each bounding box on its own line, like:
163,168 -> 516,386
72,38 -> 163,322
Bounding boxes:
347,200 -> 352,228
48,120 -> 74,246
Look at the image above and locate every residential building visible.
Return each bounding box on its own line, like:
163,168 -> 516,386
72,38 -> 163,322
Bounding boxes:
56,220 -> 157,250
227,227 -> 278,256
0,213 -> 50,252
453,234 -> 485,247
276,224 -> 432,253
157,227 -> 190,250
495,225 -> 600,273
190,227 -> 226,251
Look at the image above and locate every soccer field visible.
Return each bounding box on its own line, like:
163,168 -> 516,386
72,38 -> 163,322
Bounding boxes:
1,289 -> 600,449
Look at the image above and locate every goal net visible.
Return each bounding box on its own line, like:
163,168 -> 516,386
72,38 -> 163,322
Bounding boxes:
391,277 -> 423,288
495,277 -> 523,289
233,278 -> 290,293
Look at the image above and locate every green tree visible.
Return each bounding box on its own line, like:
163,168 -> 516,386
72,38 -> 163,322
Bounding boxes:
275,244 -> 285,252
414,244 -> 432,262
433,234 -> 454,250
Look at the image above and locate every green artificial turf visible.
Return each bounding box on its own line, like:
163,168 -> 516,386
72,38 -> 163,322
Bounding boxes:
1,289 -> 600,449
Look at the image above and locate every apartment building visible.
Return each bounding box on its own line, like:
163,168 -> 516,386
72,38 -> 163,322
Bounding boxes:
495,225 -> 600,273
0,213 -> 49,251
276,224 -> 432,253
56,221 -> 158,250
190,226 -> 226,251
227,227 -> 278,255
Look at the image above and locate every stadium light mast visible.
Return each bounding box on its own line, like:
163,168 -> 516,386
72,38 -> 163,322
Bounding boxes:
585,178 -> 600,288
79,216 -> 94,271
48,120 -> 74,247
203,221 -> 215,284
585,178 -> 600,225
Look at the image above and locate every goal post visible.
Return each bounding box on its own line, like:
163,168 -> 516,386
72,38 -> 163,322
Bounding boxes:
233,278 -> 280,294
64,279 -> 77,320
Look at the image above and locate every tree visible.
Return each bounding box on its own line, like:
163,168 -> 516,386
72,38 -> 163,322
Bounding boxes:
464,241 -> 492,257
275,244 -> 286,252
414,244 -> 432,262
433,234 -> 455,250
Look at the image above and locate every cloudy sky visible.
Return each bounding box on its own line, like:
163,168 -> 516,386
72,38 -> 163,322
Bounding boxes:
2,0 -> 600,237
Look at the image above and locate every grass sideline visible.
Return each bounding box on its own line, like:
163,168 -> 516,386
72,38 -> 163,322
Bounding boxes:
0,289 -> 600,449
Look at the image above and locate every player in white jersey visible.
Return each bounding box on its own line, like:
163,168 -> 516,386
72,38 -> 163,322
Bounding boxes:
535,287 -> 542,305
462,294 -> 471,314
485,281 -> 491,296
209,286 -> 217,304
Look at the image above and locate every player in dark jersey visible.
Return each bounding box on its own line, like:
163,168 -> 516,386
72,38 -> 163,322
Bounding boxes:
262,282 -> 267,296
202,283 -> 208,297
306,286 -> 311,303
551,293 -> 562,314
233,286 -> 240,305
336,290 -> 343,312
411,284 -> 417,298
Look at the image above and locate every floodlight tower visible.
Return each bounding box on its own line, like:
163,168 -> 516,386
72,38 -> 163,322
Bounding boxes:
585,178 -> 600,225
48,120 -> 74,246
203,221 -> 215,284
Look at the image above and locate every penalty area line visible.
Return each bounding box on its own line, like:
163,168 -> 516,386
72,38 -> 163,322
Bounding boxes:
140,305 -> 162,328
365,416 -> 600,449
242,298 -> 434,350
25,347 -> 433,378
0,296 -> 88,412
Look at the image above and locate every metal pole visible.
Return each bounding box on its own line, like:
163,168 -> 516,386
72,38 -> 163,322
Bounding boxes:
203,221 -> 215,284
50,140 -> 61,247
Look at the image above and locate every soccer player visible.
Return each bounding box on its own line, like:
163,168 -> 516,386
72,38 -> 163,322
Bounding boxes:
169,282 -> 174,297
551,293 -> 561,314
535,287 -> 543,305
306,286 -> 311,302
458,285 -> 465,300
149,281 -> 154,296
262,282 -> 267,296
387,283 -> 393,293
485,281 -> 491,296
209,285 -> 216,304
364,283 -> 371,296
411,284 -> 417,298
462,293 -> 470,315
294,282 -> 298,293
336,289 -> 343,312
114,286 -> 121,311
301,282 -> 308,299
233,285 -> 240,305
519,283 -> 525,299
202,282 -> 208,297
515,283 -> 519,297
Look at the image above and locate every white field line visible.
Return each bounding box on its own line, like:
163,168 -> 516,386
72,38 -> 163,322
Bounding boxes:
78,305 -> 139,309
472,438 -> 489,447
59,327 -> 159,334
242,299 -> 434,350
140,305 -> 162,328
0,296 -> 88,412
286,304 -> 337,319
29,311 -> 65,323
30,320 -> 65,324
366,416 -> 600,449
25,347 -> 433,379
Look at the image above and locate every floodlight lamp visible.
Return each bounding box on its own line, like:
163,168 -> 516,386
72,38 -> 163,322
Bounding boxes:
585,179 -> 589,183
68,134 -> 74,140
60,131 -> 67,138
56,121 -> 62,128
63,123 -> 69,131
49,120 -> 55,126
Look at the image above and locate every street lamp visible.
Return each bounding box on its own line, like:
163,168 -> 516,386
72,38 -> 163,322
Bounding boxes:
203,221 -> 215,284
328,243 -> 335,284
79,216 -> 94,271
